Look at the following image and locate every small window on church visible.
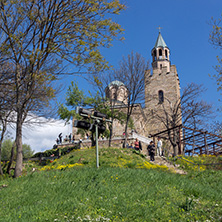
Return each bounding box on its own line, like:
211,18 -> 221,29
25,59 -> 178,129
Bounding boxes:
153,50 -> 157,61
165,50 -> 168,59
158,90 -> 164,104
160,64 -> 162,69
159,49 -> 162,59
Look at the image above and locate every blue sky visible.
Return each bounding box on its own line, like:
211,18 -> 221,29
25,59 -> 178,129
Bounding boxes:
67,0 -> 222,115
21,0 -> 222,152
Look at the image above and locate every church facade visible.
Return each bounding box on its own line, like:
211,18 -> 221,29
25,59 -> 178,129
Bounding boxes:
105,31 -> 181,137
72,31 -> 181,140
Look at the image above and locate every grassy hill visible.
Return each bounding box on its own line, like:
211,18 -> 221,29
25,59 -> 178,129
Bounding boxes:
0,147 -> 222,222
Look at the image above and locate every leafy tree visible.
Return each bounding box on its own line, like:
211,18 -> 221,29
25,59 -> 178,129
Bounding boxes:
58,81 -> 107,143
58,80 -> 128,145
1,139 -> 34,161
22,144 -> 35,159
1,139 -> 13,161
0,0 -> 125,177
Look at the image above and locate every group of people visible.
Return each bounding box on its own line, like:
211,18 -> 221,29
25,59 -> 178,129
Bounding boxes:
126,137 -> 163,162
126,138 -> 142,151
147,137 -> 163,161
56,133 -> 75,145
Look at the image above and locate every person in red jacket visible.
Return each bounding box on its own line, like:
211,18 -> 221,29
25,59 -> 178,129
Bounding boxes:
134,138 -> 140,151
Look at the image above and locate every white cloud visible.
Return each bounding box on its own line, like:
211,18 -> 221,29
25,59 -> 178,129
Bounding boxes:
8,118 -> 72,153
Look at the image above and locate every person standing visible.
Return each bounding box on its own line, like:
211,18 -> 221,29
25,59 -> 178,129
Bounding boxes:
139,140 -> 142,151
134,138 -> 140,151
68,133 -> 72,143
147,141 -> 155,161
58,133 -> 62,144
157,137 -> 162,156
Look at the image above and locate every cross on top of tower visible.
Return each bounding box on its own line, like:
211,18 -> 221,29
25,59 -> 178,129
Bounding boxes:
157,26 -> 162,33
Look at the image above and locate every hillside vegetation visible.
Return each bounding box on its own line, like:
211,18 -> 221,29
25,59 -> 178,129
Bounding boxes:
0,147 -> 221,222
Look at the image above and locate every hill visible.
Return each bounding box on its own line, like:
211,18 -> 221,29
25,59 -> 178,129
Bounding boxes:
0,147 -> 221,222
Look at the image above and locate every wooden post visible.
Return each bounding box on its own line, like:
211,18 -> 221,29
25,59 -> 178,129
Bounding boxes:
192,130 -> 195,156
183,127 -> 186,154
204,132 -> 209,155
178,126 -> 182,155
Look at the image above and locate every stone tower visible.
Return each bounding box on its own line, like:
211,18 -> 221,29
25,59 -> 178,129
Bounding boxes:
145,31 -> 181,135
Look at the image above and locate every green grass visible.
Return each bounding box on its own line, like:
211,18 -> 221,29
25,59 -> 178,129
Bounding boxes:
0,147 -> 222,222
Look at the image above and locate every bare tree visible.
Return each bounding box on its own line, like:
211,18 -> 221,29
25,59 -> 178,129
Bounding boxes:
113,52 -> 150,147
0,0 -> 125,177
209,15 -> 222,93
0,63 -> 16,175
152,83 -> 213,156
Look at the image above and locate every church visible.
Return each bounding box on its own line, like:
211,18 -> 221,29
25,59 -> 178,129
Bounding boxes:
72,31 -> 182,143
104,31 -> 181,138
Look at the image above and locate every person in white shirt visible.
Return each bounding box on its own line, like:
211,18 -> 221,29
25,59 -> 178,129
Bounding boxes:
157,137 -> 162,156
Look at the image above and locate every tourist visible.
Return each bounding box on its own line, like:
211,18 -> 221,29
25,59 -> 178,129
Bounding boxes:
58,133 -> 62,144
157,137 -> 162,156
134,138 -> 140,151
127,143 -> 134,149
147,141 -> 155,161
69,133 -> 72,143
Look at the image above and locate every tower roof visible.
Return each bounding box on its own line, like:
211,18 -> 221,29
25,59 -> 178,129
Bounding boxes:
108,80 -> 125,87
154,32 -> 167,48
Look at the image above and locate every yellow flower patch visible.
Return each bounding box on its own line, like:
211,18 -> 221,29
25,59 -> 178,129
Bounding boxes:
40,163 -> 83,171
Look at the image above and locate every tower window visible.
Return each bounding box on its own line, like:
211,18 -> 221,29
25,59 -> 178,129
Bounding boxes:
160,64 -> 162,69
165,50 -> 168,59
153,50 -> 157,61
158,90 -> 164,104
159,49 -> 162,59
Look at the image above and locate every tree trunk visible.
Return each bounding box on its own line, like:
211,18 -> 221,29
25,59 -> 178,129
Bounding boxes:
14,112 -> 23,178
0,148 -> 3,175
0,121 -> 7,175
108,120 -> 113,147
123,116 -> 130,148
7,142 -> 16,174
173,144 -> 178,157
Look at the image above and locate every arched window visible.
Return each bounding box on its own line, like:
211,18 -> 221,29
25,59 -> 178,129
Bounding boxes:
165,50 -> 168,59
159,49 -> 162,59
158,90 -> 164,104
153,50 -> 157,61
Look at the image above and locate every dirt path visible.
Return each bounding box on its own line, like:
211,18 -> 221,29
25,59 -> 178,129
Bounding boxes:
149,156 -> 187,174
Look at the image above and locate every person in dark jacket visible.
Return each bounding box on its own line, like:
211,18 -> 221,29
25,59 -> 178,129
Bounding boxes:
147,141 -> 155,161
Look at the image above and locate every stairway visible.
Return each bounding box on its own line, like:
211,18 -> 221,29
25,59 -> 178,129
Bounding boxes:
131,132 -> 152,145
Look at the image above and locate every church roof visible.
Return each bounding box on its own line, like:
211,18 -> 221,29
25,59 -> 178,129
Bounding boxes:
108,80 -> 125,87
154,32 -> 167,48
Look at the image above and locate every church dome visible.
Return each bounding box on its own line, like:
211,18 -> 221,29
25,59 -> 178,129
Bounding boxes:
106,80 -> 128,105
108,80 -> 125,87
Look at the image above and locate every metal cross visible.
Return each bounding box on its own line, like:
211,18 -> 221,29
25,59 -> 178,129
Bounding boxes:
157,26 -> 162,33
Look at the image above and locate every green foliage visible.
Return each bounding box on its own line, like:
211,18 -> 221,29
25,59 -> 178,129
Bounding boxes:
0,0 -> 125,72
22,144 -> 34,159
1,139 -> 34,160
32,145 -> 79,158
1,139 -> 14,161
171,155 -> 222,171
58,80 -> 129,141
58,81 -> 104,122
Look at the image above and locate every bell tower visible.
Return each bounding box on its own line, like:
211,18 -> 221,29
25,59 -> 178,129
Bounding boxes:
145,29 -> 181,134
151,30 -> 171,73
